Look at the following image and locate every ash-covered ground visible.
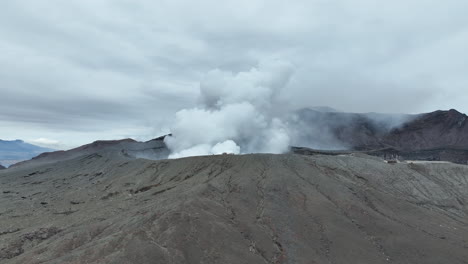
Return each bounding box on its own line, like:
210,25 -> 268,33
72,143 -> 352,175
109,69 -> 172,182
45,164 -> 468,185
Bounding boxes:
1,151 -> 467,263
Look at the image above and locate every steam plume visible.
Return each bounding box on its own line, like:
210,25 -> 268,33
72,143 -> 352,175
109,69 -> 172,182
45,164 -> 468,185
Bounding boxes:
165,60 -> 294,158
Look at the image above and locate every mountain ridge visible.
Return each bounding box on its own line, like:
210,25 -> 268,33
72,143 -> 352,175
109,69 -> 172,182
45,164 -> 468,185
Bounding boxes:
10,137 -> 169,168
7,109 -> 468,168
293,108 -> 468,160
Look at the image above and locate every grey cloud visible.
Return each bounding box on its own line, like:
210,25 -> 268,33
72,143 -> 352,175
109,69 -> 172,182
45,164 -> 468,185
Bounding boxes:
1,0 -> 468,148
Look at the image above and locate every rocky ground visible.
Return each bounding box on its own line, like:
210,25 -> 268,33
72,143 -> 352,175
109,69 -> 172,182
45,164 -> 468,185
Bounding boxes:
1,151 -> 467,263
292,146 -> 468,165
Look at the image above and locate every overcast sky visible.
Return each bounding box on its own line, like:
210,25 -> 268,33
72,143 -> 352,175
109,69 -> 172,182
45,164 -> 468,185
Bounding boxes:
1,0 -> 468,149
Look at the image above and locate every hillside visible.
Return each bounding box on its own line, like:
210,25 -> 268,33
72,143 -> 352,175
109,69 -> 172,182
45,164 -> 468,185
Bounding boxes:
294,109 -> 468,150
10,137 -> 169,169
290,108 -> 415,150
10,109 -> 468,169
0,152 -> 467,263
381,109 -> 468,150
292,109 -> 468,164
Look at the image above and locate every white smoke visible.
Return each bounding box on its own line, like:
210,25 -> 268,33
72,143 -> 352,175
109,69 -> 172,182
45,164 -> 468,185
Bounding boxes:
165,60 -> 294,158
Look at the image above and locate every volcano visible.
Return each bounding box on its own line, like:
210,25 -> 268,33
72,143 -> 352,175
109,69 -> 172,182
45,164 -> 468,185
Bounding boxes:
2,109 -> 468,263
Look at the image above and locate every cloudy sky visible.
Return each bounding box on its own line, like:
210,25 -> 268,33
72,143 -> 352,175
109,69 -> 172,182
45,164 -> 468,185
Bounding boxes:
1,0 -> 468,149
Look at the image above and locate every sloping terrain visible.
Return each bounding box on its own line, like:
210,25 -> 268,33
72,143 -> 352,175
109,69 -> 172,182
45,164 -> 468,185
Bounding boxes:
0,140 -> 53,168
290,108 -> 416,150
294,108 -> 468,150
292,147 -> 468,165
381,109 -> 468,150
293,109 -> 468,164
1,152 -> 467,264
11,137 -> 169,169
10,109 -> 468,168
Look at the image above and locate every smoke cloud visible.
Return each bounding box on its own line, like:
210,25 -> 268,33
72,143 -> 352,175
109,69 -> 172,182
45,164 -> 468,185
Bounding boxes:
287,108 -> 416,150
165,60 -> 293,158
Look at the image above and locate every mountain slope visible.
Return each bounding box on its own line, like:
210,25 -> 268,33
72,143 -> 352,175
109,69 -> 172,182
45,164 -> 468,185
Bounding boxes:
381,109 -> 468,150
10,137 -> 169,168
292,109 -> 468,163
290,108 -> 416,150
1,152 -> 467,263
0,140 -> 54,167
9,109 -> 468,168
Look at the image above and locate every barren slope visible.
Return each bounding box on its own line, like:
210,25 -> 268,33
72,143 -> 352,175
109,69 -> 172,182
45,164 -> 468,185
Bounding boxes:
294,109 -> 468,151
11,137 -> 169,169
0,153 -> 467,264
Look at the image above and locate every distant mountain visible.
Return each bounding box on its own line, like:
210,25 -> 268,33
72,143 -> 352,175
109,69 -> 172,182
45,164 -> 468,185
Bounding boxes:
378,109 -> 468,150
307,106 -> 339,112
8,109 -> 468,167
292,108 -> 468,150
289,108 -> 416,150
291,108 -> 468,164
11,136 -> 170,168
0,164 -> 5,170
0,140 -> 54,167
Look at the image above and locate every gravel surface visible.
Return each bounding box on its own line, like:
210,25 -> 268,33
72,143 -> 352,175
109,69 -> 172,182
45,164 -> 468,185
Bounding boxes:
1,152 -> 467,263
